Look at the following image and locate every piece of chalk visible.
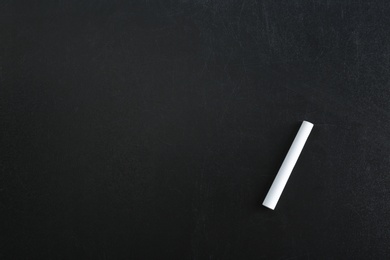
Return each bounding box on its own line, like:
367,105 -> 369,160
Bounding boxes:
262,120 -> 314,210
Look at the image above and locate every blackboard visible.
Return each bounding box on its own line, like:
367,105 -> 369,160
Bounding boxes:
1,1 -> 390,259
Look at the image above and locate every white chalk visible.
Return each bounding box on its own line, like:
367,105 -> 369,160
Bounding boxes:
262,121 -> 313,210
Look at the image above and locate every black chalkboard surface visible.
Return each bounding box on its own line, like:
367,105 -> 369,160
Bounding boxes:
2,1 -> 390,259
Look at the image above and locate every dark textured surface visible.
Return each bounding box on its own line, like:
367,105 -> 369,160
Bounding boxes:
1,1 -> 390,259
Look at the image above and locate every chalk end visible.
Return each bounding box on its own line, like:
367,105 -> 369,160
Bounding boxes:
303,120 -> 314,127
262,202 -> 275,210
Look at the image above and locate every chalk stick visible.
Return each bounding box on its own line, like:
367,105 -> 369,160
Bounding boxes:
262,121 -> 313,210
